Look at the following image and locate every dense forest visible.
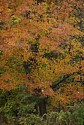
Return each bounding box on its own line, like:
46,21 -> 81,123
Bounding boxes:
0,0 -> 84,125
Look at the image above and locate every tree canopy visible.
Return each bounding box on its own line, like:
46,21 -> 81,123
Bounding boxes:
0,0 -> 84,118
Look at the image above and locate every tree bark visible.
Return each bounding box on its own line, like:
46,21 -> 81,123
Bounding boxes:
39,98 -> 47,118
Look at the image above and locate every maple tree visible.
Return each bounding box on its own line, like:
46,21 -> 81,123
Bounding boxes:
0,0 -> 84,117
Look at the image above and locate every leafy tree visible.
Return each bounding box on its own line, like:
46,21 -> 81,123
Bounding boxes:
0,0 -> 84,118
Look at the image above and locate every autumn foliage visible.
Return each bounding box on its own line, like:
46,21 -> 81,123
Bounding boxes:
0,0 -> 84,111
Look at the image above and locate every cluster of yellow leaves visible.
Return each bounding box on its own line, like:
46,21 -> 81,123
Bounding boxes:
51,82 -> 84,107
0,0 -> 84,107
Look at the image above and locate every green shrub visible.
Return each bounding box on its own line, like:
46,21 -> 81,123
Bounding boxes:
0,89 -> 84,125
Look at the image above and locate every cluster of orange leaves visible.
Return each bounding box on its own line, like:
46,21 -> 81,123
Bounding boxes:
0,0 -> 84,106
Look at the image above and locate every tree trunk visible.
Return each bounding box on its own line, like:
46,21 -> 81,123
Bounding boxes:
39,98 -> 47,118
35,104 -> 38,114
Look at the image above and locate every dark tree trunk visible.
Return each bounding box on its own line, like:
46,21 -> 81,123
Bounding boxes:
35,104 -> 38,114
39,98 -> 47,118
